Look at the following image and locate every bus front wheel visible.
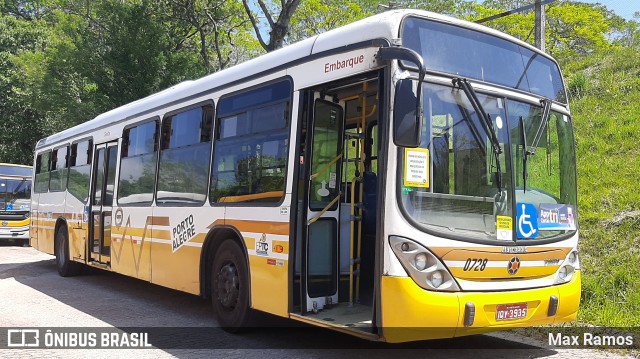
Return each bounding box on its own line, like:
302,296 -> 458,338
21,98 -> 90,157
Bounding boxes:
211,240 -> 252,332
55,228 -> 82,277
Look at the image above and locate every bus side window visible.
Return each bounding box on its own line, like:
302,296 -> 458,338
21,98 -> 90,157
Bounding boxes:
156,103 -> 214,205
34,151 -> 51,193
50,145 -> 69,192
68,139 -> 92,203
210,80 -> 292,204
118,120 -> 158,205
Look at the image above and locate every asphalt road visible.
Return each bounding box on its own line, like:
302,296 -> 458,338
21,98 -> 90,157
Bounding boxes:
0,241 -> 631,358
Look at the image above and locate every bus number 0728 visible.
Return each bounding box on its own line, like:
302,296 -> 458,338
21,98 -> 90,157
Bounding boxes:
463,258 -> 488,271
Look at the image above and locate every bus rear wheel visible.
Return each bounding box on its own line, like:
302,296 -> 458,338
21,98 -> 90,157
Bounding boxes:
211,240 -> 251,332
55,228 -> 82,277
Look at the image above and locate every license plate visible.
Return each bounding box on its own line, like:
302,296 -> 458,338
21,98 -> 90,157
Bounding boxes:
495,302 -> 528,321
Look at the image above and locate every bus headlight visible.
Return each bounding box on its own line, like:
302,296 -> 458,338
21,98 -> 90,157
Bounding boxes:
555,250 -> 578,284
415,253 -> 428,271
556,265 -> 574,283
429,270 -> 444,288
389,236 -> 460,292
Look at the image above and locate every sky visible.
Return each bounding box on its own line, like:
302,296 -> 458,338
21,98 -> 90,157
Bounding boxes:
568,1 -> 637,19
471,1 -> 638,20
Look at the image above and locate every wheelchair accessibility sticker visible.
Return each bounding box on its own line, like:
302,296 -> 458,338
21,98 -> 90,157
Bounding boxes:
516,203 -> 538,239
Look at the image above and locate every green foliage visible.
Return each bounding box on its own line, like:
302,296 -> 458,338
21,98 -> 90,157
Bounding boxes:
567,45 -> 640,326
161,0 -> 260,70
73,0 -> 180,107
288,0 -> 371,43
0,0 -> 222,165
567,72 -> 589,99
358,0 -> 474,17
0,15 -> 50,164
472,0 -> 627,63
580,222 -> 640,326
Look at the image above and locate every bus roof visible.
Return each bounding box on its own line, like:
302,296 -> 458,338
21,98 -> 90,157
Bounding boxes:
35,9 -> 555,150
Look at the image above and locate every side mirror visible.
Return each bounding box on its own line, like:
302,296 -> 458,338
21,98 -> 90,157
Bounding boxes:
393,79 -> 422,147
377,46 -> 425,148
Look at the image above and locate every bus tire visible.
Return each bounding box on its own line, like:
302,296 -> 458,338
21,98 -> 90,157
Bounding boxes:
21,238 -> 30,247
211,240 -> 252,332
55,228 -> 82,277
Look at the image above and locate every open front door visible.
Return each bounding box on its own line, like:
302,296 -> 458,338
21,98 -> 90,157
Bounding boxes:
304,99 -> 344,312
88,141 -> 118,265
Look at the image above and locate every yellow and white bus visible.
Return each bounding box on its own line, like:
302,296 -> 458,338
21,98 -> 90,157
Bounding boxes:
30,9 -> 580,342
0,163 -> 32,246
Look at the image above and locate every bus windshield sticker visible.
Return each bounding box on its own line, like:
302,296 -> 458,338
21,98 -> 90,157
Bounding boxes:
496,215 -> 512,241
516,203 -> 538,239
403,148 -> 430,188
329,172 -> 336,189
538,204 -> 576,231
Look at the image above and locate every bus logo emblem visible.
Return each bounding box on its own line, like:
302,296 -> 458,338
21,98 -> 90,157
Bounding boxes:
1,221 -> 7,226
507,256 -> 521,275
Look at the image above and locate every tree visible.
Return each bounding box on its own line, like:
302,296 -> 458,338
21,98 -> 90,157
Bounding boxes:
0,13 -> 50,164
287,0 -> 371,43
358,0 -> 475,17
241,0 -> 301,52
546,1 -> 625,61
472,0 -> 627,63
161,0 -> 260,71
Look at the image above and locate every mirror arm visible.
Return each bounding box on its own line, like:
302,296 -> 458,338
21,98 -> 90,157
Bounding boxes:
377,46 -> 425,72
377,46 -> 426,146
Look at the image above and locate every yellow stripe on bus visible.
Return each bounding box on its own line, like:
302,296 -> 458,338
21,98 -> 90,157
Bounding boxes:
442,249 -> 568,261
3,219 -> 30,227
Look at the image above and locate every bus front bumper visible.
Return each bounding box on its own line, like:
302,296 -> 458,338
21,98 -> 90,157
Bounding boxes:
0,226 -> 30,241
380,271 -> 581,343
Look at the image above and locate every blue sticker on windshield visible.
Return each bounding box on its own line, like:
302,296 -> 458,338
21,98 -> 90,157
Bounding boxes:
538,204 -> 576,231
6,203 -> 13,210
516,203 -> 538,239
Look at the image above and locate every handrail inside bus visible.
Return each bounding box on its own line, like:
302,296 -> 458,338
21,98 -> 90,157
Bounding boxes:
310,154 -> 343,180
346,104 -> 377,122
307,194 -> 341,225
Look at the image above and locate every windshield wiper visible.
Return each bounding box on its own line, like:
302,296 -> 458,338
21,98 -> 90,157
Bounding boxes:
522,98 -> 552,192
527,98 -> 552,155
520,116 -> 528,192
452,78 -> 503,192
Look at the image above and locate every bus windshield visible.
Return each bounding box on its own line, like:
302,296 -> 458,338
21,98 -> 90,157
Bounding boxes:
399,82 -> 577,242
0,178 -> 31,211
402,16 -> 567,103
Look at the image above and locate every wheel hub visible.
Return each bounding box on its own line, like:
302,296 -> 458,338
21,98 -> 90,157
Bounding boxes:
217,263 -> 239,308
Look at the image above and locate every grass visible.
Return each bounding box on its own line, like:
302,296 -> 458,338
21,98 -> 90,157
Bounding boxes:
566,44 -> 640,327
